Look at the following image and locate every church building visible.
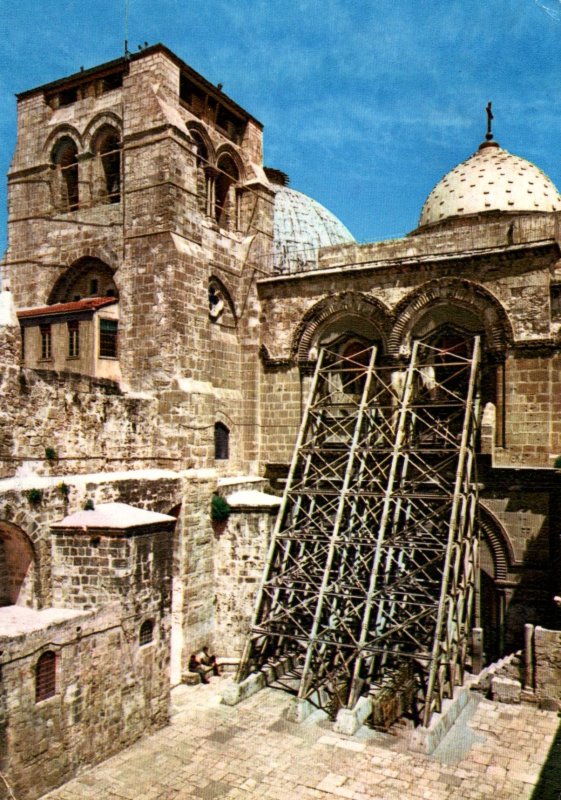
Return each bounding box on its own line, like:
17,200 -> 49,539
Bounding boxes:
1,43 -> 561,797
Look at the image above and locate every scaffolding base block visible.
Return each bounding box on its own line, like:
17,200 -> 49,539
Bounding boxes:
334,696 -> 373,735
408,686 -> 473,755
286,697 -> 315,723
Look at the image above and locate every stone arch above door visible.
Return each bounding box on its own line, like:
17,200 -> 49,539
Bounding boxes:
292,292 -> 392,362
389,278 -> 513,358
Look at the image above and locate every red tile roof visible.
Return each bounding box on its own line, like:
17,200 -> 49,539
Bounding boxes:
17,297 -> 117,319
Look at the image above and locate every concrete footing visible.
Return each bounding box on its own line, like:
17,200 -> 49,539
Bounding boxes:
334,696 -> 373,735
409,686 -> 471,755
286,698 -> 315,723
221,657 -> 293,706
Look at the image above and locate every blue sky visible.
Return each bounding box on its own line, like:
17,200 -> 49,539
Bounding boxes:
1,0 -> 561,253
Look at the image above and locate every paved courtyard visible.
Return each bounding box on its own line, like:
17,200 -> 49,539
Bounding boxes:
44,676 -> 561,800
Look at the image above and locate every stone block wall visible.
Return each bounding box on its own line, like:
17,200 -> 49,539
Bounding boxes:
213,506 -> 275,655
532,626 -> 561,709
0,604 -> 170,800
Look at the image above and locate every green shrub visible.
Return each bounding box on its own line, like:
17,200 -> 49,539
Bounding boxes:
26,488 -> 43,505
211,494 -> 231,522
554,455 -> 561,469
84,499 -> 95,511
45,447 -> 57,461
58,482 -> 70,498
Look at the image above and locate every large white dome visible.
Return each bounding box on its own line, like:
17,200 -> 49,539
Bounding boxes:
418,140 -> 561,229
272,183 -> 355,274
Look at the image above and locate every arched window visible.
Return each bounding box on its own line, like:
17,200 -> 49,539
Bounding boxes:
215,154 -> 239,229
52,137 -> 79,211
189,128 -> 210,214
48,257 -> 118,304
35,651 -> 56,702
214,422 -> 230,460
93,127 -> 121,203
139,619 -> 154,646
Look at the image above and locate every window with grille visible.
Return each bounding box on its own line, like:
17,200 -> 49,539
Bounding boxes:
68,320 -> 79,358
40,325 -> 52,360
99,318 -> 118,358
35,651 -> 56,702
139,619 -> 154,646
214,422 -> 230,460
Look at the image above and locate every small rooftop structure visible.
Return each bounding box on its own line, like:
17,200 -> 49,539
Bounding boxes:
51,502 -> 176,536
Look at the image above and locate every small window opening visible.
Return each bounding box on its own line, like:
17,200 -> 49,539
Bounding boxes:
551,285 -> 561,319
214,422 -> 230,460
90,278 -> 99,296
139,619 -> 154,646
189,129 -> 210,214
35,651 -> 56,702
102,73 -> 123,93
21,327 -> 25,361
40,325 -> 52,360
99,318 -> 118,358
68,320 -> 79,358
58,87 -> 78,107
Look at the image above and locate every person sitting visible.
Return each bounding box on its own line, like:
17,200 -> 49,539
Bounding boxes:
188,652 -> 210,684
197,645 -> 220,676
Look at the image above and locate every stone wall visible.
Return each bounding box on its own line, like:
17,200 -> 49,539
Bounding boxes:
0,604 -> 170,800
213,505 -> 275,655
531,625 -> 561,709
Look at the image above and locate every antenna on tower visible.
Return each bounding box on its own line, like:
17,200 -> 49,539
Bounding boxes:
124,0 -> 130,59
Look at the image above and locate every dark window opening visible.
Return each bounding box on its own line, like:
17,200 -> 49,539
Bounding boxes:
94,129 -> 121,204
53,138 -> 79,211
139,619 -> 154,646
99,318 -> 118,358
90,278 -> 99,295
58,87 -> 78,107
102,73 -> 123,93
551,285 -> 561,318
40,325 -> 52,360
35,651 -> 56,702
180,74 -> 206,115
21,328 -> 25,361
214,422 -> 230,460
68,320 -> 79,358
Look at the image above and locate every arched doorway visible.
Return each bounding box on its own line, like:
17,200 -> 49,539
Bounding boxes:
0,523 -> 36,607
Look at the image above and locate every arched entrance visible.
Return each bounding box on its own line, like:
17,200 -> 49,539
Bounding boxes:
0,523 -> 36,607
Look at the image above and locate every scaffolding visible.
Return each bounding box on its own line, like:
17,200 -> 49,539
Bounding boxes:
237,336 -> 481,727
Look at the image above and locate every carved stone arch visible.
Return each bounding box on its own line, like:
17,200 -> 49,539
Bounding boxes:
389,278 -> 513,357
215,144 -> 245,182
83,112 -> 123,149
186,121 -> 216,165
208,275 -> 237,326
478,502 -> 515,581
292,292 -> 393,362
44,125 -> 83,159
48,256 -> 118,304
0,520 -> 38,607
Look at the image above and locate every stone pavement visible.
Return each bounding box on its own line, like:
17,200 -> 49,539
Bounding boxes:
43,676 -> 561,800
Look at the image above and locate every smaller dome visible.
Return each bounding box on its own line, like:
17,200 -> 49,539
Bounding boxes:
419,140 -> 561,229
272,185 -> 355,273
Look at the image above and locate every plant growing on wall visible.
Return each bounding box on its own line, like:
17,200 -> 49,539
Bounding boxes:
45,447 -> 57,462
554,455 -> 561,469
58,482 -> 70,498
211,494 -> 231,522
84,499 -> 95,511
26,488 -> 43,506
